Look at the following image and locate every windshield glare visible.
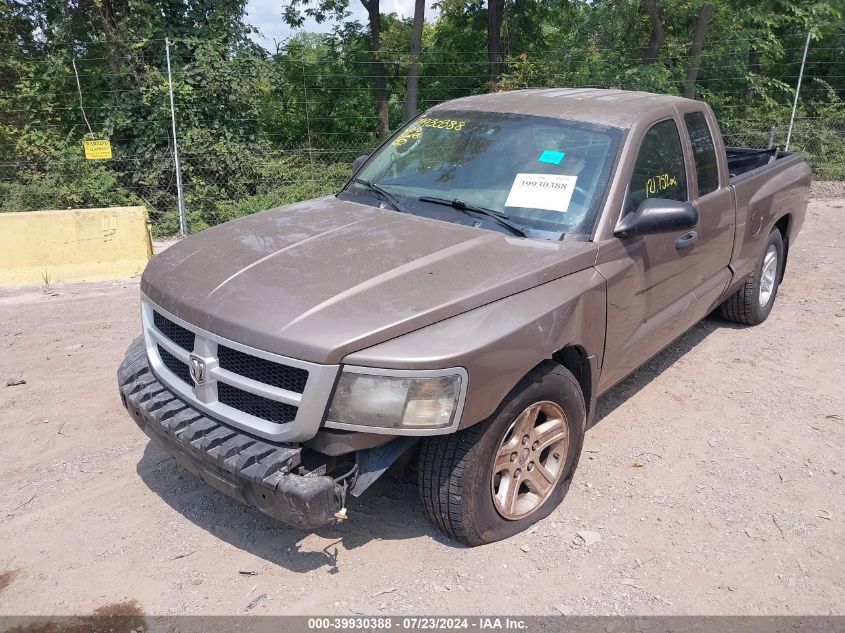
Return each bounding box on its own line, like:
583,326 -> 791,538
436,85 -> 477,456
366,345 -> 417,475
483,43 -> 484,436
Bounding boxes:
348,110 -> 622,237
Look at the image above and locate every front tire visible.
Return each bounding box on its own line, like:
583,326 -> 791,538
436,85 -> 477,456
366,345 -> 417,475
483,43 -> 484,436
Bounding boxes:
720,228 -> 784,325
417,362 -> 586,546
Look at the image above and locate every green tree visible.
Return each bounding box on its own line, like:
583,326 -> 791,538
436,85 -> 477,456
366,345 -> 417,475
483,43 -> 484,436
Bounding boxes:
283,0 -> 391,138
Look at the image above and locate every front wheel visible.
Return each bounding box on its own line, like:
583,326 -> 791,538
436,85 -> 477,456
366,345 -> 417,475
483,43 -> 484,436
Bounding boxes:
720,228 -> 784,325
417,362 -> 586,546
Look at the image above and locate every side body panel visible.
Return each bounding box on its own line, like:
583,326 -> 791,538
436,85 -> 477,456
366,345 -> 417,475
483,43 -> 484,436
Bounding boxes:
676,102 -> 736,310
592,102 -> 735,393
343,267 -> 607,427
726,154 -> 811,295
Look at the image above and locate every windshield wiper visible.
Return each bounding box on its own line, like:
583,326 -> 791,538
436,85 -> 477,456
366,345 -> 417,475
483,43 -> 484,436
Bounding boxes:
351,178 -> 406,213
418,196 -> 527,238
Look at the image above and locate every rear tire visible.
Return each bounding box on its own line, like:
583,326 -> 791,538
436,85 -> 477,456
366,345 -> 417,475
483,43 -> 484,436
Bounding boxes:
417,362 -> 586,546
720,228 -> 784,325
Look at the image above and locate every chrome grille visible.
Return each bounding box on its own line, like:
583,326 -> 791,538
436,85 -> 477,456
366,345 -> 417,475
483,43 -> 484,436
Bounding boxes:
217,382 -> 298,424
141,298 -> 340,442
218,344 -> 308,393
157,344 -> 192,385
153,310 -> 195,351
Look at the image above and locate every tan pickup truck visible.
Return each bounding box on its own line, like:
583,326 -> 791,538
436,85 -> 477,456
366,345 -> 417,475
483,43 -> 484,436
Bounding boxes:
118,88 -> 810,545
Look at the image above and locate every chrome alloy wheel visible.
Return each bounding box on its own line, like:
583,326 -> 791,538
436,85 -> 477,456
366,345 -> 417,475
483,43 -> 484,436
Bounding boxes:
491,401 -> 569,520
759,244 -> 778,307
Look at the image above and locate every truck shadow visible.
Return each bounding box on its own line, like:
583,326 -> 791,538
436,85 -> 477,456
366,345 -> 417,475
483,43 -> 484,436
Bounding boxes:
136,442 -> 448,573
135,312 -> 738,571
589,312 -> 740,427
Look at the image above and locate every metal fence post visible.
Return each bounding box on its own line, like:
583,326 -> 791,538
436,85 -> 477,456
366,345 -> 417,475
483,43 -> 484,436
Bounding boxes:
785,31 -> 811,152
165,37 -> 188,237
301,57 -> 315,186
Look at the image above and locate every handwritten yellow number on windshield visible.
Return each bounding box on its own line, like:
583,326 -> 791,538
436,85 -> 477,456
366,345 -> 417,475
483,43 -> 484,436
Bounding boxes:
392,118 -> 466,146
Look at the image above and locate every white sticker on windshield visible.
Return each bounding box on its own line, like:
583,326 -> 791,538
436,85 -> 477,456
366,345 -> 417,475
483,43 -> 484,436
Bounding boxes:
505,173 -> 578,213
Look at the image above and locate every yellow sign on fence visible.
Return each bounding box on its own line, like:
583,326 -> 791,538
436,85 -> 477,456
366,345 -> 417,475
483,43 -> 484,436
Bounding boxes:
83,139 -> 112,160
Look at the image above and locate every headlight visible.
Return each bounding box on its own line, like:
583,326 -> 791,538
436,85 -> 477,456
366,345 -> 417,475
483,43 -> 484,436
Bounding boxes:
325,368 -> 466,433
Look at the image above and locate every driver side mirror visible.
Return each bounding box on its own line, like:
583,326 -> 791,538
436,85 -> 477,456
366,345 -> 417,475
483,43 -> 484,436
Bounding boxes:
352,154 -> 370,174
614,198 -> 698,238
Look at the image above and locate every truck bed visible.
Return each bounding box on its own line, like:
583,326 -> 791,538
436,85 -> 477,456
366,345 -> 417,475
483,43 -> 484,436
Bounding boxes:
726,146 -> 794,179
726,148 -> 810,297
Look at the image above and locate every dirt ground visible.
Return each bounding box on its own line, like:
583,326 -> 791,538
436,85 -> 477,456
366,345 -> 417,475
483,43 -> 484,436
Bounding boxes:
1,196 -> 843,617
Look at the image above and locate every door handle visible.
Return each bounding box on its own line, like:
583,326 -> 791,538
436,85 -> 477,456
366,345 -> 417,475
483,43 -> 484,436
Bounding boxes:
675,230 -> 699,251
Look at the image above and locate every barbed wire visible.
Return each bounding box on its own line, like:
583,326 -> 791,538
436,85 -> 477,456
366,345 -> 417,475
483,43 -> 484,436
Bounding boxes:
2,44 -> 842,67
2,38 -> 843,233
5,30 -> 843,50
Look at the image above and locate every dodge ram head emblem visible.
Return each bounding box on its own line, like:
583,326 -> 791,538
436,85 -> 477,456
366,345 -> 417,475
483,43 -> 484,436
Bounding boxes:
189,355 -> 206,385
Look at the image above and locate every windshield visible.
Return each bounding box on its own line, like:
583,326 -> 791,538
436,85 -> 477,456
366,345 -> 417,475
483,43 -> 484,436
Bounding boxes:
342,110 -> 623,238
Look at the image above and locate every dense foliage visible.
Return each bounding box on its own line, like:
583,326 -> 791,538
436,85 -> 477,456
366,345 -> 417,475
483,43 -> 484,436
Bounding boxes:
1,0 -> 843,235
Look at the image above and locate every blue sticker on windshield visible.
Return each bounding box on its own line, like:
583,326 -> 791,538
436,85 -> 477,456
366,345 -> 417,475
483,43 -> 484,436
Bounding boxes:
538,150 -> 566,165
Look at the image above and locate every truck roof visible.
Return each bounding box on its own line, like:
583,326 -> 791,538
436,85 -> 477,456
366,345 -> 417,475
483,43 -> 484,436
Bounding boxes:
432,88 -> 694,129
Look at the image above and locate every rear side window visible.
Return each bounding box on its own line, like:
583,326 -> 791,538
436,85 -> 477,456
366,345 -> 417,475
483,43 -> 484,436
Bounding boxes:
628,119 -> 687,212
684,111 -> 719,196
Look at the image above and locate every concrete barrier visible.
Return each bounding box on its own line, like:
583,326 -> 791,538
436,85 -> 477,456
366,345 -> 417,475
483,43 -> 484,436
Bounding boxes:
0,206 -> 153,286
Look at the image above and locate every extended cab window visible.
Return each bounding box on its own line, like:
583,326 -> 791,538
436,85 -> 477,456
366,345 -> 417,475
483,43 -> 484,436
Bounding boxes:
628,119 -> 687,212
684,111 -> 719,196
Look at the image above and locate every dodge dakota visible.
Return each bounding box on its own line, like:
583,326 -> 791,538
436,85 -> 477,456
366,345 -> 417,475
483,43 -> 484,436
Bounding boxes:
118,88 -> 811,545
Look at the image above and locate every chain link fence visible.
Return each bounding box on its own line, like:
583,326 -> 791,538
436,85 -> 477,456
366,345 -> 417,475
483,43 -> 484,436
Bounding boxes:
2,39 -> 843,236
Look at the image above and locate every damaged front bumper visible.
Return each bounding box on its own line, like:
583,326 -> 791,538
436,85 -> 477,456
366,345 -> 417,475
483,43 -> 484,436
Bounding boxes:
117,337 -> 344,530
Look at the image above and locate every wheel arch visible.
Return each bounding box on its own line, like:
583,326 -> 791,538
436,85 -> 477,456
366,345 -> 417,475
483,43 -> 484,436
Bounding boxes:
773,213 -> 791,282
552,344 -> 595,423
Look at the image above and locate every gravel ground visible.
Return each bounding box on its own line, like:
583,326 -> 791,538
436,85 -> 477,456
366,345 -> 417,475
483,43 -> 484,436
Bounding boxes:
810,181 -> 845,199
0,197 -> 843,617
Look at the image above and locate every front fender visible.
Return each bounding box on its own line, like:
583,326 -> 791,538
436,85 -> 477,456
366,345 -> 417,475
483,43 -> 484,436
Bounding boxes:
342,267 -> 607,428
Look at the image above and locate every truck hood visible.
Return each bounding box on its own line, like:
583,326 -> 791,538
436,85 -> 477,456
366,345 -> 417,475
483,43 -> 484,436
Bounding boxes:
141,196 -> 597,364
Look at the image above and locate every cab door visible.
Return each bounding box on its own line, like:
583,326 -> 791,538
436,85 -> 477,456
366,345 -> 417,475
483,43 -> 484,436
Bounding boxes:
680,109 -> 734,308
596,116 -> 704,392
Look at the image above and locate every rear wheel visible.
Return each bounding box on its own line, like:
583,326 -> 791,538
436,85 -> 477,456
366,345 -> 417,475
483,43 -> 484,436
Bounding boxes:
417,362 -> 586,546
720,228 -> 784,325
